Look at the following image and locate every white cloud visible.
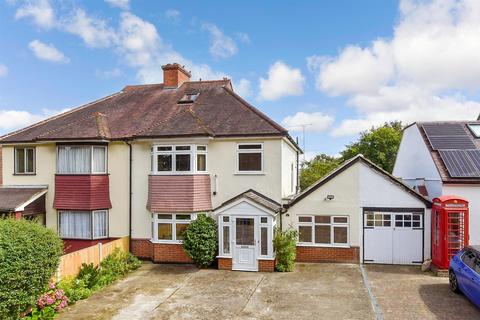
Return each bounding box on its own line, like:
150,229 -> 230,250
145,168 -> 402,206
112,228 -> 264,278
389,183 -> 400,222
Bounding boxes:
0,108 -> 69,131
165,9 -> 180,23
258,61 -> 305,101
95,68 -> 122,79
105,0 -> 129,10
14,0 -> 55,29
202,23 -> 238,59
237,32 -> 251,44
28,40 -> 69,63
0,65 -> 8,77
65,9 -> 117,48
310,0 -> 480,137
234,78 -> 252,98
282,112 -> 334,133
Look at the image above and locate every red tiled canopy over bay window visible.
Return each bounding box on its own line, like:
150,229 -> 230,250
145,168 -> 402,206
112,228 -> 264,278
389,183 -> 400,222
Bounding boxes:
54,175 -> 111,210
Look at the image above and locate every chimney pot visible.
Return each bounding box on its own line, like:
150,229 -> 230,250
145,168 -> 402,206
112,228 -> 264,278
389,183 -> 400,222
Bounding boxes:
162,63 -> 191,88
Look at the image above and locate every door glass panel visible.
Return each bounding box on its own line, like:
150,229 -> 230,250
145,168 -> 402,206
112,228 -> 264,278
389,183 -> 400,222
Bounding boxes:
236,218 -> 254,246
261,227 -> 268,255
315,225 -> 330,244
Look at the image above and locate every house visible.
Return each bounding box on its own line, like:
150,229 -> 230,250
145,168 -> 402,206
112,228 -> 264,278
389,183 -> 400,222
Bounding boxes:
0,63 -> 301,270
393,121 -> 480,245
284,155 -> 431,265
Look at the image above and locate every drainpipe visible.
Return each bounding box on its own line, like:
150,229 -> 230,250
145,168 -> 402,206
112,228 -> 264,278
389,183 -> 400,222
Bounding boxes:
125,140 -> 133,252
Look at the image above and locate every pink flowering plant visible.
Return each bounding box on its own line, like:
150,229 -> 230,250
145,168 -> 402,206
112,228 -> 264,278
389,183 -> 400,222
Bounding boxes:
36,281 -> 69,312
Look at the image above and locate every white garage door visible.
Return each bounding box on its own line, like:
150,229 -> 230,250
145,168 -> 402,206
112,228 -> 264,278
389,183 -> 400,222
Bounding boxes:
363,211 -> 424,265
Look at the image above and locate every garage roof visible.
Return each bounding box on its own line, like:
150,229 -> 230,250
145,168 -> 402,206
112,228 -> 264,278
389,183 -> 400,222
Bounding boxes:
0,186 -> 47,212
287,155 -> 432,208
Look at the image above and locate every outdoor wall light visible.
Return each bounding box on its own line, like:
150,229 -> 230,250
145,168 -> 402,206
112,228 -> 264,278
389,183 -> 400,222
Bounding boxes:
325,195 -> 335,201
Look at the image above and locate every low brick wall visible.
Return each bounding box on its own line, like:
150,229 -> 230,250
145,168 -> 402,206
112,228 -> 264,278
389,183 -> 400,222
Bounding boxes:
296,246 -> 360,263
218,257 -> 232,270
131,239 -> 192,263
259,259 -> 275,272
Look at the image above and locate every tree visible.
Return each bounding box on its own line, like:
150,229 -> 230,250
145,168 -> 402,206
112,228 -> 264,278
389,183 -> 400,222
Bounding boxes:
182,215 -> 217,268
340,121 -> 403,173
300,154 -> 341,190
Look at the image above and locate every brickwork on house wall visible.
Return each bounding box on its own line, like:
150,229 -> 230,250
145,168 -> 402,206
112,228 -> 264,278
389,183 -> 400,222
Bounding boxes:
258,259 -> 275,272
131,238 -> 153,259
218,258 -> 232,270
296,246 -> 360,263
153,243 -> 192,263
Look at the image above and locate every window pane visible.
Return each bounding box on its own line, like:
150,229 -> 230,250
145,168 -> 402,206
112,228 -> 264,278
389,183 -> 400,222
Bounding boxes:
261,217 -> 268,224
176,154 -> 191,171
158,146 -> 172,151
223,226 -> 230,254
223,216 -> 229,223
238,144 -> 262,149
176,223 -> 189,241
299,226 -> 312,242
315,225 -> 330,244
315,216 -> 330,224
57,146 -> 91,174
238,153 -> 262,171
157,154 -> 172,171
197,154 -> 206,171
175,146 -> 191,151
176,214 -> 191,220
157,214 -> 172,220
298,216 -> 312,223
197,146 -> 207,151
16,148 -> 25,173
334,226 -> 347,244
26,149 -> 34,173
261,227 -> 268,256
333,217 -> 348,224
157,223 -> 172,240
236,218 -> 255,245
92,147 -> 106,173
59,211 -> 92,239
93,211 -> 107,238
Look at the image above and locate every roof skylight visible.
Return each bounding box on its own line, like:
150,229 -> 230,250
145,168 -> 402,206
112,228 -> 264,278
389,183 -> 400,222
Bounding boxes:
178,92 -> 199,104
468,124 -> 480,138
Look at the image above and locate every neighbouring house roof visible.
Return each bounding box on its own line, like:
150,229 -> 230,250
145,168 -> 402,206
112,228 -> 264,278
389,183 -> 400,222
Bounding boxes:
214,189 -> 282,213
412,121 -> 480,184
0,186 -> 47,212
0,80 -> 300,151
286,155 -> 432,208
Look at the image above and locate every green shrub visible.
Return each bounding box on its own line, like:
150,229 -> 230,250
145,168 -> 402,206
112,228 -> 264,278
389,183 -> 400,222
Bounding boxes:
273,227 -> 298,272
0,219 -> 63,319
77,263 -> 100,289
182,214 -> 217,267
23,306 -> 55,320
57,277 -> 92,304
97,248 -> 141,287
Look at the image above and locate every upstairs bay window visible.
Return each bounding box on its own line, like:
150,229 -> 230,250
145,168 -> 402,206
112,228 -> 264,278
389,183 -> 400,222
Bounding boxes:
15,147 -> 35,174
151,145 -> 207,174
58,210 -> 108,239
57,146 -> 107,174
237,143 -> 263,173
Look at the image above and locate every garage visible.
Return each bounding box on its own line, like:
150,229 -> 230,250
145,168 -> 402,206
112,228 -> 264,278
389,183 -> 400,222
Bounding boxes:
283,155 -> 432,265
363,209 -> 424,264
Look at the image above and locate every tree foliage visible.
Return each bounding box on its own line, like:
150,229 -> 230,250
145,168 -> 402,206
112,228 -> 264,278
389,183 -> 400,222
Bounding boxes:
273,228 -> 298,272
0,219 -> 63,319
299,154 -> 341,190
182,214 -> 218,268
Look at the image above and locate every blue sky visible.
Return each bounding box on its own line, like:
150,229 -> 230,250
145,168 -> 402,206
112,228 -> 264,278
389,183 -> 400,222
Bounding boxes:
1,0 -> 480,158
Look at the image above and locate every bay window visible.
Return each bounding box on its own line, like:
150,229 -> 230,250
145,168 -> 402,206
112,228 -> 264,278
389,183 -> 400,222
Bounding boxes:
58,210 -> 108,239
237,143 -> 263,173
15,147 -> 35,174
151,213 -> 195,242
57,145 -> 107,174
151,145 -> 207,174
298,215 -> 349,246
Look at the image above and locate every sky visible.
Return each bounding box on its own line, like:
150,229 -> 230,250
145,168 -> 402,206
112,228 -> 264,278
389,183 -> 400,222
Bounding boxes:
1,0 -> 480,159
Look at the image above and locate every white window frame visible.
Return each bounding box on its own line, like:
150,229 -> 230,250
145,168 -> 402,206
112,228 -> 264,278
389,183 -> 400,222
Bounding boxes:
151,213 -> 197,243
14,147 -> 36,174
151,145 -> 208,175
297,215 -> 350,247
218,215 -> 231,257
57,210 -> 109,240
56,145 -> 107,175
236,143 -> 264,174
258,216 -> 273,258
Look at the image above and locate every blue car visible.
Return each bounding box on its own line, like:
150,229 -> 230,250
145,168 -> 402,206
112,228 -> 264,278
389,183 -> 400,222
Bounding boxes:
449,245 -> 480,308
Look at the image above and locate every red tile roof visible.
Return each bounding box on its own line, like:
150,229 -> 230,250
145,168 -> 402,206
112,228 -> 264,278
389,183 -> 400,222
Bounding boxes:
0,80 -> 293,144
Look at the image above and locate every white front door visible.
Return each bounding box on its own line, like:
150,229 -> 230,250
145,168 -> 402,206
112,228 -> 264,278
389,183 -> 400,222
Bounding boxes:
232,217 -> 258,271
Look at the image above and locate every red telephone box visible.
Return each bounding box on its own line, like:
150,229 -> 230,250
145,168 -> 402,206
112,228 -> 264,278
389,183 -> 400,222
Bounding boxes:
431,196 -> 469,270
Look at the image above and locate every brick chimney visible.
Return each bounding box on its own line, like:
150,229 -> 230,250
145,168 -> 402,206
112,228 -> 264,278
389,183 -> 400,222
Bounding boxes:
162,63 -> 191,88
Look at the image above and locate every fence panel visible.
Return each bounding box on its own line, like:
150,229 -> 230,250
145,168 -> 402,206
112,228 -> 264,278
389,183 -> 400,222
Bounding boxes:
57,237 -> 129,280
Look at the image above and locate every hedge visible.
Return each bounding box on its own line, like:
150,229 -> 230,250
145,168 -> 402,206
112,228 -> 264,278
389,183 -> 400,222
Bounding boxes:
0,219 -> 63,319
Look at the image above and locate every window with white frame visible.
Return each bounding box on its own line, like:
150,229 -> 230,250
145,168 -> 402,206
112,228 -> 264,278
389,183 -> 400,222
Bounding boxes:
151,213 -> 194,242
57,145 -> 107,174
237,143 -> 263,172
151,145 -> 207,174
219,216 -> 230,255
259,216 -> 270,257
58,210 -> 108,239
298,215 -> 349,246
15,147 -> 35,174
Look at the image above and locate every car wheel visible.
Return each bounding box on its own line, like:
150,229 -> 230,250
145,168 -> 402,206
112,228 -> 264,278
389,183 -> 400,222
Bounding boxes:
449,270 -> 460,293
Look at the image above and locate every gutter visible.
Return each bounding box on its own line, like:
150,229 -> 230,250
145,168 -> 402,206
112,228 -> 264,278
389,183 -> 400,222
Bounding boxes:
124,140 -> 133,252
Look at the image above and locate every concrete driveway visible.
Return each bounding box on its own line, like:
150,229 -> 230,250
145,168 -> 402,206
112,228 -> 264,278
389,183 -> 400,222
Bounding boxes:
58,262 -> 480,320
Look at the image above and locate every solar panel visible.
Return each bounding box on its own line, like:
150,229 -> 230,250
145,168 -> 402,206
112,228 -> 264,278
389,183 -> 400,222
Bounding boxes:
439,150 -> 480,178
422,123 -> 476,150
